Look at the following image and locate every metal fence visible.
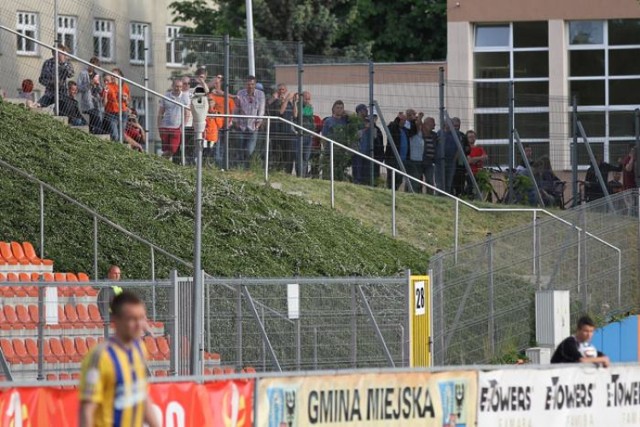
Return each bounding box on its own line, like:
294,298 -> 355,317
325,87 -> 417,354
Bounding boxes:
430,189 -> 640,366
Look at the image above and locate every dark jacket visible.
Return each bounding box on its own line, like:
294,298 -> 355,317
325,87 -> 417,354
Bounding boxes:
38,57 -> 74,95
385,118 -> 417,165
422,130 -> 438,163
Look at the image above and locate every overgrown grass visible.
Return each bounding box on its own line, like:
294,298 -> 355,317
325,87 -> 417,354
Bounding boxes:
0,100 -> 427,279
227,170 -> 536,253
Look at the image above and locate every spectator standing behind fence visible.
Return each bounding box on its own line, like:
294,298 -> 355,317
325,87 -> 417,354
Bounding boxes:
102,74 -> 126,141
441,117 -> 468,195
206,75 -> 235,167
112,68 -> 130,123
609,171 -> 623,194
234,76 -> 265,169
385,111 -> 416,190
158,79 -> 190,163
623,144 -> 637,190
60,81 -> 87,126
518,144 -> 534,170
406,111 -> 428,192
452,118 -> 470,196
418,117 -> 438,193
267,84 -> 296,172
38,44 -> 74,109
321,100 -> 348,179
534,156 -> 563,207
352,104 -> 371,185
293,91 -> 315,177
77,57 -> 104,134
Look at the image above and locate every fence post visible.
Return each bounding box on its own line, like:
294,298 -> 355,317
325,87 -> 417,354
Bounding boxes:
169,270 -> 179,375
330,141 -> 335,208
150,246 -> 156,321
236,283 -> 243,369
313,326 -> 318,370
369,61 -> 375,187
507,82 -> 515,204
487,233 -> 495,357
572,97 -> 579,207
118,77 -> 124,144
431,250 -> 445,366
532,211 -> 537,277
296,318 -> 301,371
635,109 -> 640,186
36,283 -> 45,380
53,5 -> 60,116
391,170 -> 397,237
93,216 -> 98,281
437,67 -> 446,191
580,209 -> 588,311
180,107 -> 186,165
297,41 -> 304,177
399,324 -> 405,367
264,117 -> 271,182
454,199 -> 459,264
39,184 -> 44,258
143,25 -> 151,153
223,35 -> 231,170
350,283 -> 357,368
261,306 -> 266,371
404,269 -> 411,367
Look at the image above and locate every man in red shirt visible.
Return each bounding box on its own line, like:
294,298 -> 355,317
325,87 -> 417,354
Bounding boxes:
466,130 -> 488,176
623,144 -> 637,190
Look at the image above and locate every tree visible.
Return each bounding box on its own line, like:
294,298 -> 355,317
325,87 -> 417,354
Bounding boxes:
169,0 -> 446,61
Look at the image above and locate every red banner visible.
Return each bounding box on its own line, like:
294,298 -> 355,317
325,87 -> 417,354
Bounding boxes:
0,380 -> 254,427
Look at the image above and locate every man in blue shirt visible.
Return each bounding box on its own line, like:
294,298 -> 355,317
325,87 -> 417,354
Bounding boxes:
385,111 -> 417,190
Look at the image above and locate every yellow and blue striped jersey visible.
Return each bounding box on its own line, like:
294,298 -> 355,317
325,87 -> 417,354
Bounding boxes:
79,338 -> 149,427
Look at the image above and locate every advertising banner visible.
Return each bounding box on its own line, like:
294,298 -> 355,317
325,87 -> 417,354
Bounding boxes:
257,370 -> 477,427
0,379 -> 254,427
478,365 -> 640,427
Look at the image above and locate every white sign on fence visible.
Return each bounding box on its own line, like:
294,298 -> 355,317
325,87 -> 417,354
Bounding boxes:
414,280 -> 426,316
287,283 -> 299,320
478,365 -> 640,427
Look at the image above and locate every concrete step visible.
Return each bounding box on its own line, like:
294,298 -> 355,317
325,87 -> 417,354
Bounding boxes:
70,125 -> 90,134
52,115 -> 68,125
94,134 -> 112,140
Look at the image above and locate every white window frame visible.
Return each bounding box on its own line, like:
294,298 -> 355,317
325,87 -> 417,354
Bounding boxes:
568,20 -> 640,164
57,15 -> 77,55
16,12 -> 38,56
166,25 -> 184,67
129,22 -> 150,65
93,19 -> 115,62
473,22 -> 551,160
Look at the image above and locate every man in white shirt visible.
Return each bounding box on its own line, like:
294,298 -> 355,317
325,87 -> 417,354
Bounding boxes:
158,79 -> 190,162
233,75 -> 266,168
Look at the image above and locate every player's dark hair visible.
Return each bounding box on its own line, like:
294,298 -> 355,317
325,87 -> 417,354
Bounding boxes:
110,290 -> 143,317
577,315 -> 595,329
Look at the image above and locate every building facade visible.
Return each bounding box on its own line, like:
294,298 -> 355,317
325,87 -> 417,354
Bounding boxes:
447,0 -> 640,170
0,0 -> 189,126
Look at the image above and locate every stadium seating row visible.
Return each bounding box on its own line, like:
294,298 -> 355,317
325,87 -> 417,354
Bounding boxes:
0,303 -> 104,330
0,271 -> 97,297
0,242 -> 53,270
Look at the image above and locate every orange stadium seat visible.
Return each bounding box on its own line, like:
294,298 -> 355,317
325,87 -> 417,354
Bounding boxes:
76,272 -> 98,297
223,367 -> 235,375
62,337 -> 80,362
12,339 -> 34,364
0,339 -> 17,363
59,373 -> 70,380
3,306 -> 23,329
204,368 -> 212,375
76,304 -> 98,329
243,367 -> 257,374
71,373 -> 80,380
11,242 -> 40,266
6,273 -> 27,297
42,339 -> 56,363
88,304 -> 102,323
155,370 -> 168,377
46,373 -> 58,381
64,304 -> 82,328
30,273 -> 41,281
213,367 -> 224,375
156,337 -> 170,358
57,306 -> 73,330
18,273 -> 30,282
28,305 -> 39,323
86,336 -> 98,350
16,305 -> 35,329
43,273 -> 54,282
25,338 -> 38,359
49,338 -> 68,363
0,309 -> 10,330
0,242 -> 20,265
143,336 -> 161,361
21,242 -> 53,266
75,337 -> 89,358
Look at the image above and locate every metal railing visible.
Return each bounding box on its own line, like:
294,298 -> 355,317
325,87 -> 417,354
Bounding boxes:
430,189 -> 638,366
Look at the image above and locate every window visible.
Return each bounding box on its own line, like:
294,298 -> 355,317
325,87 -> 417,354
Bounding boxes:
568,19 -> 640,165
16,12 -> 38,55
473,22 -> 550,164
57,16 -> 77,54
130,22 -> 150,65
93,19 -> 114,62
166,26 -> 184,66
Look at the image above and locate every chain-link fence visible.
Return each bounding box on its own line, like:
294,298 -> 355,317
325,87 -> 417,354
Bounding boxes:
203,277 -> 409,372
430,189 -> 640,365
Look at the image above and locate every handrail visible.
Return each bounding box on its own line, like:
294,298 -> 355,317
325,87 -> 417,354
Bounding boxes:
0,25 -> 186,109
208,112 -> 622,258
